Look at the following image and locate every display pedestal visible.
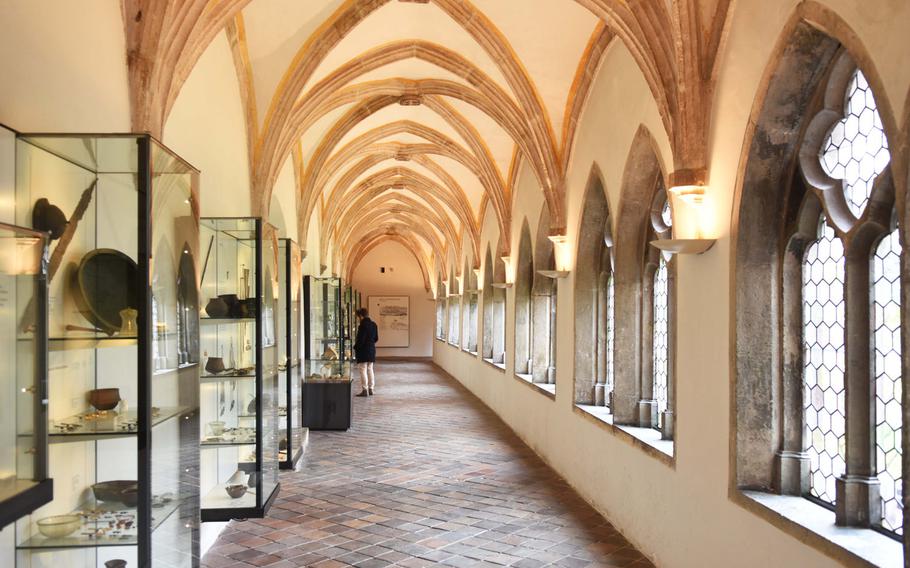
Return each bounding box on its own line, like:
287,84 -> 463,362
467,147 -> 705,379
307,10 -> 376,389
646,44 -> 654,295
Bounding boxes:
302,377 -> 352,430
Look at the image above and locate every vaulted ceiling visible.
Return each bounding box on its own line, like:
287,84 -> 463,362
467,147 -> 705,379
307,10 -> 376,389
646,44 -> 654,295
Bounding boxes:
123,0 -> 731,286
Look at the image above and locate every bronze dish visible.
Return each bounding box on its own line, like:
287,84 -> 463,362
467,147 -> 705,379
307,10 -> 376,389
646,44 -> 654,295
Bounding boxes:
70,249 -> 139,335
91,480 -> 138,503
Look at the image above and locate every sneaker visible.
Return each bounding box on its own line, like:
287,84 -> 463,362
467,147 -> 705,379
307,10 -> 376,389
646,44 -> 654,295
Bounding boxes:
368,388 -> 374,396
355,389 -> 369,397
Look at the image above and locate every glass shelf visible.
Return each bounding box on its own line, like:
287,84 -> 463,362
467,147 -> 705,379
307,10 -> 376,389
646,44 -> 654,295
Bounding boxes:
17,498 -> 180,550
200,317 -> 255,325
47,336 -> 138,351
44,407 -> 190,443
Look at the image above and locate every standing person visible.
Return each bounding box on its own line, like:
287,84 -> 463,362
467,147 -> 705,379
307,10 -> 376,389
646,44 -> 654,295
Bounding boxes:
354,307 -> 379,397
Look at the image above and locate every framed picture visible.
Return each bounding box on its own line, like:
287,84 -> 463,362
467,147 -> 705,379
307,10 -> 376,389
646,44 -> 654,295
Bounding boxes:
368,295 -> 409,348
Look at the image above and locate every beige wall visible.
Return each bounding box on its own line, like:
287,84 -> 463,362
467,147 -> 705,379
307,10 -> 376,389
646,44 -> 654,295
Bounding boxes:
351,240 -> 433,358
434,2 -> 909,567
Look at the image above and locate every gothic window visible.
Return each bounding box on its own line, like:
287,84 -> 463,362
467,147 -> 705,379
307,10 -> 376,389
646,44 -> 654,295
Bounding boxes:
644,188 -> 674,434
514,222 -> 534,375
802,216 -> 846,505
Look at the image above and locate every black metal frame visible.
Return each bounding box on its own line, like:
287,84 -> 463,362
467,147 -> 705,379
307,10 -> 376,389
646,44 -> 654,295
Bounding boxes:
303,275 -> 344,362
279,239 -> 303,470
199,218 -> 279,523
0,222 -> 53,531
9,132 -> 201,567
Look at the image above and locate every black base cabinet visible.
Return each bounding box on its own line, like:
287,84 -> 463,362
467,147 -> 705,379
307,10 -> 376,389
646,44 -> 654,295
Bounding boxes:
301,363 -> 352,430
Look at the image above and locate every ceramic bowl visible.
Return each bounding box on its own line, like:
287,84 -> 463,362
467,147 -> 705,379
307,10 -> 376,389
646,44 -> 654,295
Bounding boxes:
88,388 -> 121,411
37,515 -> 81,538
92,480 -> 138,503
225,484 -> 247,499
120,486 -> 139,508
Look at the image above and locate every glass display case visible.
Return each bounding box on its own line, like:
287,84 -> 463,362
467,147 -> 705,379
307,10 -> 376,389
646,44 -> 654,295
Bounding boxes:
13,133 -> 200,567
303,276 -> 343,361
277,239 -> 303,470
301,360 -> 352,430
0,223 -> 52,530
198,218 -> 279,522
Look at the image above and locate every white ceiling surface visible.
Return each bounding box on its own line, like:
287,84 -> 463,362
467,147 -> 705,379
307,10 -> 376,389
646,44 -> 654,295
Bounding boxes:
239,0 -> 599,253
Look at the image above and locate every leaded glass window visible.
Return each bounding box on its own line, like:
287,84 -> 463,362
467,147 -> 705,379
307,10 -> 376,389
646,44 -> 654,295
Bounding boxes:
605,273 -> 615,405
873,228 -> 903,534
802,216 -> 846,505
653,257 -> 669,428
819,70 -> 890,218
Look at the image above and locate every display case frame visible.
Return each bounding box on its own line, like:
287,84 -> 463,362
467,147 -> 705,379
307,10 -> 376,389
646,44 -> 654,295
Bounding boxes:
277,239 -> 303,470
12,132 -> 201,567
301,359 -> 352,431
303,275 -> 344,362
198,217 -> 280,523
0,222 -> 53,531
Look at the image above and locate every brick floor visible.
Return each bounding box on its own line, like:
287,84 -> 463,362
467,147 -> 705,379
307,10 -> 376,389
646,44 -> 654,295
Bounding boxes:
202,360 -> 655,568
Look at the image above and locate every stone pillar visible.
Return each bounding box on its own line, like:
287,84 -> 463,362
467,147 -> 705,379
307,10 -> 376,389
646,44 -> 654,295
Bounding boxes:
835,245 -> 880,526
775,239 -> 810,495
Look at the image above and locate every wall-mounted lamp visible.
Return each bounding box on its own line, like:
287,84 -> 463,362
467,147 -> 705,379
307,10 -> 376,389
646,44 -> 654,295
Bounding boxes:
537,269 -> 569,279
546,234 -> 573,273
493,255 -> 513,288
651,169 -> 716,255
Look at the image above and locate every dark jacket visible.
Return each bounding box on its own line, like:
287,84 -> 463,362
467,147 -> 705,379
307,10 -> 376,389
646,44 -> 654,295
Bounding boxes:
354,317 -> 379,363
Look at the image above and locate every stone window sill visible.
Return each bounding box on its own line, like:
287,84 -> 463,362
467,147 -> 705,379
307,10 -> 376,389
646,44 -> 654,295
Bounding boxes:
514,373 -> 556,399
739,491 -> 901,568
482,358 -> 506,372
575,405 -> 674,462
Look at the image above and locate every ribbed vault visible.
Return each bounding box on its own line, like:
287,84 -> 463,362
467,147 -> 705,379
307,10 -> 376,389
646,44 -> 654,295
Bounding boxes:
123,0 -> 733,281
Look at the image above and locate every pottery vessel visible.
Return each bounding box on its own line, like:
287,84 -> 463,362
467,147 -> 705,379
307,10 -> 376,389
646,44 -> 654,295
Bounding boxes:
89,388 -> 121,411
208,421 -> 225,436
240,298 -> 257,317
225,484 -> 247,499
205,356 -> 226,375
119,308 -> 138,336
205,297 -> 229,318
218,294 -> 241,317
37,515 -> 81,538
105,560 -> 128,568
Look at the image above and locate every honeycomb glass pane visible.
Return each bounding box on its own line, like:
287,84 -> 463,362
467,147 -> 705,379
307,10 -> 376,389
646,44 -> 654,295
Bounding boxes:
873,228 -> 902,535
653,258 -> 670,428
803,216 -> 845,505
819,70 -> 890,217
606,273 -> 615,404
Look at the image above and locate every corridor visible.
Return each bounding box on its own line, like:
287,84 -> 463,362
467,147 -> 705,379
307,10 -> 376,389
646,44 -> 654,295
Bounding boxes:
202,361 -> 654,568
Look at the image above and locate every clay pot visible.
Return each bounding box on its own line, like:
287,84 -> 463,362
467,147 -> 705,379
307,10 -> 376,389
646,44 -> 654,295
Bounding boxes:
105,560 -> 128,568
205,357 -> 226,375
240,298 -> 258,317
205,297 -> 229,318
89,388 -> 121,411
218,294 -> 241,317
119,308 -> 138,337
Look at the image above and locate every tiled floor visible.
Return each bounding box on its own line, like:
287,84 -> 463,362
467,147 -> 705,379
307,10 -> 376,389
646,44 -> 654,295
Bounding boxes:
202,360 -> 654,568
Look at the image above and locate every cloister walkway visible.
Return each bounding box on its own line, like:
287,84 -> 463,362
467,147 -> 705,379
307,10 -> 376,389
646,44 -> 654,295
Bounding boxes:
202,360 -> 654,568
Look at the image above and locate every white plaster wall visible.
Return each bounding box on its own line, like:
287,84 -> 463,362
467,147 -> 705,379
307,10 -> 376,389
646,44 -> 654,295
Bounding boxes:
269,156 -> 298,242
164,32 -> 252,219
434,2 -> 910,566
351,240 -> 433,358
0,0 -> 130,132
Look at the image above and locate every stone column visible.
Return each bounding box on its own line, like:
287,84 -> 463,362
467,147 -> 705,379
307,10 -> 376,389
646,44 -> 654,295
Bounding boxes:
775,239 -> 809,494
835,243 -> 880,526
